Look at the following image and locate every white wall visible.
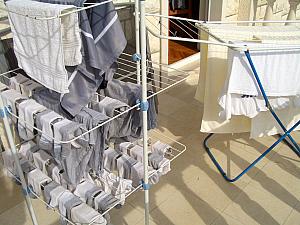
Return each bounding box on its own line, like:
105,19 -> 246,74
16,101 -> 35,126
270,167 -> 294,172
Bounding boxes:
216,0 -> 300,21
0,0 -> 7,18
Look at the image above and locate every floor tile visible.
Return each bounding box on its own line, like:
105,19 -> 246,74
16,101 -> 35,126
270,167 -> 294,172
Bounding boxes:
211,213 -> 247,225
149,191 -> 222,225
168,104 -> 203,131
223,184 -> 295,225
127,182 -> 180,212
248,160 -> 300,212
183,169 -> 248,212
284,202 -> 300,225
0,199 -> 60,225
134,218 -> 159,225
157,95 -> 187,117
110,203 -> 144,225
274,143 -> 300,171
0,175 -> 24,214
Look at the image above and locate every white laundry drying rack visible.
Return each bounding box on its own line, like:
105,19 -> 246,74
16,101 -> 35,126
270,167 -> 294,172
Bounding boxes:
0,1 -> 190,225
1,1 -> 300,225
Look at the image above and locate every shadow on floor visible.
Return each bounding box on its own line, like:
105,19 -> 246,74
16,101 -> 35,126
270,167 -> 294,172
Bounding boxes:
119,75 -> 299,225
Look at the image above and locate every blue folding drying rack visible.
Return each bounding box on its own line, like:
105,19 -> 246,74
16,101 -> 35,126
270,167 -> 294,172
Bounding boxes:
204,50 -> 300,183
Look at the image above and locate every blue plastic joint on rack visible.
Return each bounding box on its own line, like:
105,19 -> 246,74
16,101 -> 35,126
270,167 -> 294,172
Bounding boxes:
22,186 -> 31,196
141,180 -> 151,190
0,106 -> 11,118
137,99 -> 149,111
132,53 -> 142,62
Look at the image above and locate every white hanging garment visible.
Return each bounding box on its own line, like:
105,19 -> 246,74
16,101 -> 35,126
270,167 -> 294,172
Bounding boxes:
6,0 -> 82,93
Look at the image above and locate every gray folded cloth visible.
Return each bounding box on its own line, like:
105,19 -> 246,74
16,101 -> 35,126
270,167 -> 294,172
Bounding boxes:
43,181 -> 60,205
97,193 -> 119,213
19,158 -> 35,174
148,152 -> 164,170
85,186 -> 103,208
65,195 -> 82,220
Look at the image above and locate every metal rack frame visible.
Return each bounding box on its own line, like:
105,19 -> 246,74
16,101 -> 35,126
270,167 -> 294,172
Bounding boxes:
2,1 -> 300,224
0,1 -> 188,225
145,13 -> 300,184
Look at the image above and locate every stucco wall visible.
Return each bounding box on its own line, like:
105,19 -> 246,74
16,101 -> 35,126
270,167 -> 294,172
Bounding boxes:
114,0 -> 161,54
222,0 -> 300,21
0,0 -> 7,18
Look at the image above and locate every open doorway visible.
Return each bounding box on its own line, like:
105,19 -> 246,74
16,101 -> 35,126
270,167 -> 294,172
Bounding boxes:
168,0 -> 200,64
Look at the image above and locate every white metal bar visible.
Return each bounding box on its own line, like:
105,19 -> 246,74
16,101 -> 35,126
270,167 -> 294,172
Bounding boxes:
159,0 -> 163,88
181,20 -> 201,37
0,69 -> 187,145
139,1 -> 150,225
146,16 -> 176,37
116,65 -> 174,86
0,95 -> 39,225
147,27 -> 300,51
135,0 -> 141,85
120,53 -> 190,77
115,72 -> 164,90
169,19 -> 195,39
145,13 -> 300,25
0,0 -> 113,20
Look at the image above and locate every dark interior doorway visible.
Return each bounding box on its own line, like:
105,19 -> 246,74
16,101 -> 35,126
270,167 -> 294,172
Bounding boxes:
168,0 -> 200,64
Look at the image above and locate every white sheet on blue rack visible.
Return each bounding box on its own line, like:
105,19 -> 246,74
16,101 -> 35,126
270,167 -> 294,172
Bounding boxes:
219,43 -> 300,120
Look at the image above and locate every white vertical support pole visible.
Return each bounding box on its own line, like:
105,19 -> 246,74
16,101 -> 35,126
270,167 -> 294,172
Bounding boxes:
135,0 -> 141,84
0,95 -> 39,225
159,0 -> 163,87
140,0 -> 150,225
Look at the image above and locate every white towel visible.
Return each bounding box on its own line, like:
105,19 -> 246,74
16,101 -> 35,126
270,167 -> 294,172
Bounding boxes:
71,203 -> 107,225
250,37 -> 300,138
1,89 -> 27,123
151,141 -> 172,156
196,24 -> 300,137
0,82 -> 7,91
18,140 -> 37,162
49,185 -> 68,208
58,191 -> 74,219
33,150 -> 52,174
24,101 -> 47,139
20,80 -> 42,97
27,168 -> 51,196
73,180 -> 96,202
130,145 -> 144,163
60,7 -> 82,66
219,45 -> 300,120
18,99 -> 37,140
39,111 -> 63,143
6,0 -> 81,93
9,73 -> 29,93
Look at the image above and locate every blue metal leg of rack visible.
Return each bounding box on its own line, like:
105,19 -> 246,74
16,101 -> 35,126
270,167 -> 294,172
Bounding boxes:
244,50 -> 300,157
204,120 -> 300,182
204,50 -> 300,182
279,134 -> 300,157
